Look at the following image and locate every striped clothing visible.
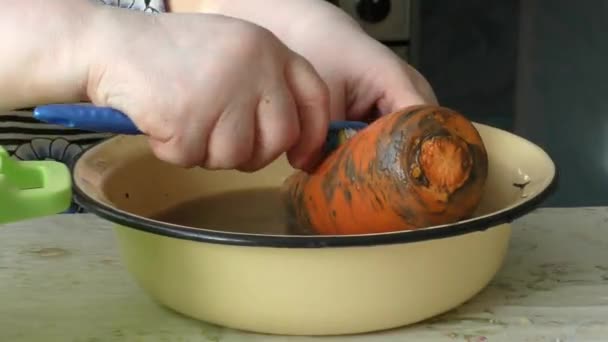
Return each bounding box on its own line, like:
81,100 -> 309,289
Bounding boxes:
1,1 -> 166,213
0,110 -> 113,159
96,0 -> 166,13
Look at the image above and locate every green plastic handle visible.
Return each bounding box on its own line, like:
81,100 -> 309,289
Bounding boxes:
0,147 -> 72,225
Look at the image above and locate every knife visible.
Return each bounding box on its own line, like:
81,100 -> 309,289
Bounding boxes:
33,103 -> 368,154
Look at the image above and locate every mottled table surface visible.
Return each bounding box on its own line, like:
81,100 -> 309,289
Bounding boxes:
1,208 -> 608,342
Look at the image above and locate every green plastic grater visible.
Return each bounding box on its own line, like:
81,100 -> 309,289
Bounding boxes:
0,146 -> 72,224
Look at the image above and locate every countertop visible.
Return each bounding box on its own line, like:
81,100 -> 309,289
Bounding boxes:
1,207 -> 608,342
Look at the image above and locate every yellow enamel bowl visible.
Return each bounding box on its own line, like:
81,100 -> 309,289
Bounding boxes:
71,122 -> 556,336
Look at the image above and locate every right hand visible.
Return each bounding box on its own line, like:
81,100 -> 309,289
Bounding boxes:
84,5 -> 330,171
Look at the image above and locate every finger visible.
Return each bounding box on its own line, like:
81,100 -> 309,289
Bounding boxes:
148,130 -> 205,168
237,85 -> 300,172
284,55 -> 330,171
404,63 -> 439,105
147,107 -> 221,168
203,98 -> 256,170
343,81 -> 382,121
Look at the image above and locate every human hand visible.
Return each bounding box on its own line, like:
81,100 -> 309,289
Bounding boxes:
179,0 -> 437,121
86,6 -> 330,171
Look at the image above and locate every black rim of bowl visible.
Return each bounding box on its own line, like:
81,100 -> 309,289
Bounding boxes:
71,143 -> 559,249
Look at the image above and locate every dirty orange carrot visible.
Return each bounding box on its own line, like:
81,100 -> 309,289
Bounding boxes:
281,104 -> 488,235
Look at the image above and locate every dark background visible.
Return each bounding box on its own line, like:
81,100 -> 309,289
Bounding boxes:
415,0 -> 608,207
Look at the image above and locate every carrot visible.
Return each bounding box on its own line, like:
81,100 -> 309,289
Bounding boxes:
281,105 -> 488,235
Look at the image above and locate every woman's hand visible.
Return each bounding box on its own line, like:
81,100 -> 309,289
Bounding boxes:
174,0 -> 437,121
0,0 -> 330,172
87,6 -> 330,171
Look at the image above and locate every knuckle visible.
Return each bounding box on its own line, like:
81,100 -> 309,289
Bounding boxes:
239,22 -> 275,43
167,135 -> 206,168
205,141 -> 253,170
272,123 -> 300,157
230,22 -> 276,52
151,144 -> 199,169
152,118 -> 178,143
244,127 -> 298,172
178,155 -> 204,168
227,22 -> 286,64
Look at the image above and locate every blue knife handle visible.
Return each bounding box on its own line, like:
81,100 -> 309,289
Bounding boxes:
33,104 -> 142,135
33,104 -> 368,152
328,121 -> 368,131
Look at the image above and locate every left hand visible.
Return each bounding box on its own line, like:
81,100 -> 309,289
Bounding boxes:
170,0 -> 437,121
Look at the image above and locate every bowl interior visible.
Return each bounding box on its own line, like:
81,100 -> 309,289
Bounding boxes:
72,123 -> 556,238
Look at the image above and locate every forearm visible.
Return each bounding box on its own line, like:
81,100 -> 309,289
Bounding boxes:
0,0 -> 101,110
